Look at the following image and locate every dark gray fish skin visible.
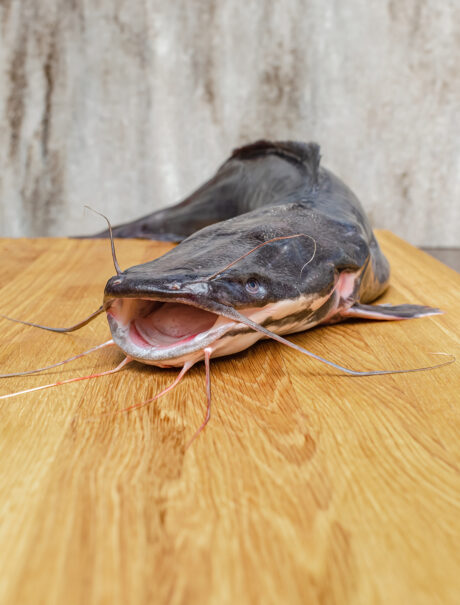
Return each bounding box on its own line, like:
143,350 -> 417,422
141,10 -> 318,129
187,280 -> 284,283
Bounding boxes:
105,201 -> 370,307
104,140 -> 388,303
101,140 -> 439,368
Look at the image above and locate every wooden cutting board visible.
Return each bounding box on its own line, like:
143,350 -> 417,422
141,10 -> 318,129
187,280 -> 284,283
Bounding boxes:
0,232 -> 459,605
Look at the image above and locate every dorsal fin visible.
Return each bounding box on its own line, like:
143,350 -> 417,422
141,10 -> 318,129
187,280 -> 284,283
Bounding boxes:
230,140 -> 321,184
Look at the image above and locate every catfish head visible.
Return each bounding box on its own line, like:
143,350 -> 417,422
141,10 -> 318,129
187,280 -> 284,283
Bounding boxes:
103,204 -> 369,367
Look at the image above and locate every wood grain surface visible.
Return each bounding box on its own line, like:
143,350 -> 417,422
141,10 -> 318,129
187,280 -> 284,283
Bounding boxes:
0,232 -> 459,605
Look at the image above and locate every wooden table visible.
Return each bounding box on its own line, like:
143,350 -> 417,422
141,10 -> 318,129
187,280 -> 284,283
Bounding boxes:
0,232 -> 459,605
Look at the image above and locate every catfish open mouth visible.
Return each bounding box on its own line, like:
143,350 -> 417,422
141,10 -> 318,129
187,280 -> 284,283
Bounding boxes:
105,297 -> 248,366
131,302 -> 218,348
110,299 -> 221,348
104,293 -> 318,367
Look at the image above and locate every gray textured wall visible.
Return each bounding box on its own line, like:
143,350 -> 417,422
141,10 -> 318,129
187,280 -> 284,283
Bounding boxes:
0,0 -> 458,246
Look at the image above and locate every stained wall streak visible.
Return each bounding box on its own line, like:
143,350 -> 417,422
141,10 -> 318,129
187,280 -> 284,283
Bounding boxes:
0,0 -> 458,246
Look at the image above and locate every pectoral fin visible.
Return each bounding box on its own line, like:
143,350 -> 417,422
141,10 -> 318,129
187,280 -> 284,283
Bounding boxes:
343,303 -> 442,321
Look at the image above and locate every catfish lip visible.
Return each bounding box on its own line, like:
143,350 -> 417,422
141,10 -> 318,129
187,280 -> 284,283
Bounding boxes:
103,284 -> 196,306
103,273 -> 217,308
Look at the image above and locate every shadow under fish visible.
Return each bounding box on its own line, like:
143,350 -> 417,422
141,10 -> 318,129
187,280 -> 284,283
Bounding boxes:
0,140 -> 451,446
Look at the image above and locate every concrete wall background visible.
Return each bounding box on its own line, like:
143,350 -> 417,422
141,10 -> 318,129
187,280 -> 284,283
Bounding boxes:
0,0 -> 458,246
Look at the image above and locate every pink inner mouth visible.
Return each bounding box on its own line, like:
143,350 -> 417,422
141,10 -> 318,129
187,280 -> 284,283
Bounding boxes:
111,299 -> 219,350
129,323 -> 201,349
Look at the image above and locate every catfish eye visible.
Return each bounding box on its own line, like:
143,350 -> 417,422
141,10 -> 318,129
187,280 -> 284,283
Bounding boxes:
245,278 -> 260,294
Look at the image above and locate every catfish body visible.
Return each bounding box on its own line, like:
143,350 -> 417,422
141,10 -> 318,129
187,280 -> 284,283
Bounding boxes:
101,141 -> 438,368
